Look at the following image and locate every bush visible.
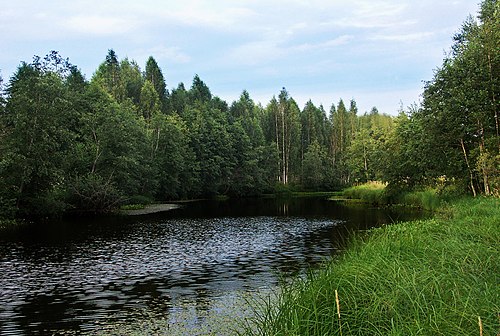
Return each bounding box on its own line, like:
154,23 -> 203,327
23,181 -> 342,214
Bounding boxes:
66,174 -> 123,213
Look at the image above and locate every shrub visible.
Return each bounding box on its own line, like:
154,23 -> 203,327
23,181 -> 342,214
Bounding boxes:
66,174 -> 123,213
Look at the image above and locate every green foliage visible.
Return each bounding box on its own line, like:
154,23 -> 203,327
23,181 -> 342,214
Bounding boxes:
1,1 -> 497,219
144,56 -> 167,111
402,1 -> 500,196
302,140 -> 329,190
2,56 -> 78,216
245,197 -> 500,335
66,173 -> 123,213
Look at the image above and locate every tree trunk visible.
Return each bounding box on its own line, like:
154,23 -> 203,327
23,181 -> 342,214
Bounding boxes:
281,104 -> 286,184
275,108 -> 281,182
478,122 -> 490,196
487,52 -> 499,152
460,138 -> 477,197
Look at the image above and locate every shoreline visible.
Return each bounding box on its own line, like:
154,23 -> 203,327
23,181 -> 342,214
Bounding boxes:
122,203 -> 181,216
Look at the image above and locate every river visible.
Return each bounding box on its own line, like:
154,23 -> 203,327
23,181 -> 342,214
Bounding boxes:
0,197 -> 425,335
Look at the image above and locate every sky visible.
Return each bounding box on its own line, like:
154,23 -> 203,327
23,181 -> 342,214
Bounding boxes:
0,0 -> 481,115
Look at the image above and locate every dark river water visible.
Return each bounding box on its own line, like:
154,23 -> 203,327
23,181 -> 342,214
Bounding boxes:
0,197 -> 425,335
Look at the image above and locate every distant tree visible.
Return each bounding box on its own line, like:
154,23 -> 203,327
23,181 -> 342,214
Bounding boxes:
300,100 -> 329,151
144,56 -> 167,111
188,106 -> 235,195
92,49 -> 125,102
189,74 -> 212,105
120,58 -> 144,106
347,111 -> 394,183
140,80 -> 161,121
168,82 -> 189,115
152,113 -> 199,199
264,89 -> 301,185
228,91 -> 269,195
302,140 -> 329,190
330,99 -> 353,185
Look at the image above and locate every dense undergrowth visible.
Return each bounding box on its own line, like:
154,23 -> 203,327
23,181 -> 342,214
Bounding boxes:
244,197 -> 500,335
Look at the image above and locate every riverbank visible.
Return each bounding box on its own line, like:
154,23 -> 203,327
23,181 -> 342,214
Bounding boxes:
120,203 -> 181,215
245,197 -> 499,335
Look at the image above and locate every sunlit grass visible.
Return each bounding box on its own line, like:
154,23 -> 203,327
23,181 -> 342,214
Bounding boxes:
342,181 -> 388,205
244,197 -> 500,335
342,182 -> 444,211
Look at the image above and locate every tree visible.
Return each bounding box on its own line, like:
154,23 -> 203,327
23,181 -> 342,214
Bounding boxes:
168,82 -> 189,115
347,110 -> 394,183
70,82 -> 154,205
152,113 -> 199,199
140,80 -> 161,121
1,55 -> 79,216
189,74 -> 212,105
228,91 -> 269,195
263,89 -> 301,185
144,56 -> 167,111
414,1 -> 500,195
92,49 -> 125,102
300,100 -> 329,151
120,58 -> 144,106
330,99 -> 354,185
188,106 -> 234,195
302,140 -> 329,190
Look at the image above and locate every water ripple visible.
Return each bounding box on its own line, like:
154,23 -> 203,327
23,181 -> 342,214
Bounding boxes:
0,215 -> 343,335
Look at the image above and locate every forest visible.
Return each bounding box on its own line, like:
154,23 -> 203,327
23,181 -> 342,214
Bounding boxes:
0,0 -> 498,218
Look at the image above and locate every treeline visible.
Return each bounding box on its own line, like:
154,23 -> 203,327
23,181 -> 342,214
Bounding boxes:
0,50 -> 393,217
0,0 -> 497,218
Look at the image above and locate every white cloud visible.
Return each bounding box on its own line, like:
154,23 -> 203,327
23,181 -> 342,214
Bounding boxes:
294,35 -> 354,52
136,46 -> 191,64
370,32 -> 434,42
228,40 -> 284,66
153,2 -> 257,31
65,15 -> 139,36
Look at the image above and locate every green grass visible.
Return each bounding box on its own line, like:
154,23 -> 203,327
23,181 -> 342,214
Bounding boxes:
342,181 -> 388,205
243,197 -> 500,335
341,182 -> 445,211
401,189 -> 442,211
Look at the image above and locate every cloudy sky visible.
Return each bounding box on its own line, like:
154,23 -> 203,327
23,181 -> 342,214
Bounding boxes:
0,0 -> 480,114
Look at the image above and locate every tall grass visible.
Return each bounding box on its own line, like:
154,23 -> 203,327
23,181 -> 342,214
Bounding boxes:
244,197 -> 500,335
343,181 -> 388,205
342,182 -> 445,211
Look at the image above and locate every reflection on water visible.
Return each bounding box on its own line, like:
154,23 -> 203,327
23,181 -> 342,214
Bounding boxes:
0,197 -> 425,335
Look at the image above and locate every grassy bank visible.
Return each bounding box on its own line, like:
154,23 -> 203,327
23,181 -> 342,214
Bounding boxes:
342,182 -> 444,211
244,197 -> 499,335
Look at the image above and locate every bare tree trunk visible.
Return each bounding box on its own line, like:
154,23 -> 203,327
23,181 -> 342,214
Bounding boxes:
275,108 -> 281,182
487,52 -> 499,152
91,129 -> 101,174
478,122 -> 491,196
461,138 -> 477,197
281,104 -> 286,184
363,143 -> 369,181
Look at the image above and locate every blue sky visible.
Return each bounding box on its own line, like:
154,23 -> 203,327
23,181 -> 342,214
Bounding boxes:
0,0 -> 480,114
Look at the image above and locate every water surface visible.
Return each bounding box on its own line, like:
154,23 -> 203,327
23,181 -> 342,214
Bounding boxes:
0,197 -> 425,335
